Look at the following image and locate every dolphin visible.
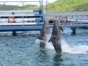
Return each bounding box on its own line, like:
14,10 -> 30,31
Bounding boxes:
48,19 -> 63,54
37,20 -> 50,48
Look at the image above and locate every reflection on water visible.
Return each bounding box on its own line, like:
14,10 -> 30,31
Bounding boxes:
53,54 -> 63,66
38,50 -> 50,62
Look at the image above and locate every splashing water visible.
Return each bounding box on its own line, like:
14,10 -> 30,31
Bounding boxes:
46,42 -> 54,49
36,37 -> 88,54
46,38 -> 88,54
61,39 -> 88,54
35,39 -> 40,44
35,27 -> 88,55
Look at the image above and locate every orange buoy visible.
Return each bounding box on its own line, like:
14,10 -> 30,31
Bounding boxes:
8,16 -> 15,23
61,16 -> 68,23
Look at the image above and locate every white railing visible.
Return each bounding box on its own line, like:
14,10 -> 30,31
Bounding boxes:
0,0 -> 42,6
46,12 -> 88,20
0,0 -> 44,25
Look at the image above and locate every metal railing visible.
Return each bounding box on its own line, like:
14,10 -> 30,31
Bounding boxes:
0,0 -> 44,23
46,12 -> 88,20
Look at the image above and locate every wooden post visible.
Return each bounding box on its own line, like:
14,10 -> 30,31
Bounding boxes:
71,27 -> 76,35
12,31 -> 16,36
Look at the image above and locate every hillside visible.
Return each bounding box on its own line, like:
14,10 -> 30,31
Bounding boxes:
0,5 -> 39,10
0,0 -> 88,12
46,0 -> 88,12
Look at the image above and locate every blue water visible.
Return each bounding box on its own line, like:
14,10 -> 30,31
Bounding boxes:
0,28 -> 88,66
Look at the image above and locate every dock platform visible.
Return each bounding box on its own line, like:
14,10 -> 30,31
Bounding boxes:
0,0 -> 45,31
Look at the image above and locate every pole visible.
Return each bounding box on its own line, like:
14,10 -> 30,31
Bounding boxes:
12,31 -> 17,36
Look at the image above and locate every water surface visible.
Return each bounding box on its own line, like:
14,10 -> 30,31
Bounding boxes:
0,28 -> 88,66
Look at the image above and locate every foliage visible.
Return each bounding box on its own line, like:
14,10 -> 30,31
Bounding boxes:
0,5 -> 39,10
0,0 -> 88,12
46,0 -> 88,12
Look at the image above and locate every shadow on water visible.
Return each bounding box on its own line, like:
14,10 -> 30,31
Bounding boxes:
53,54 -> 63,66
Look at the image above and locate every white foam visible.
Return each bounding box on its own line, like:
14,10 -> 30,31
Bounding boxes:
35,30 -> 88,54
62,39 -> 88,54
46,42 -> 54,49
35,33 -> 54,49
35,39 -> 40,44
45,34 -> 54,49
44,38 -> 88,54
